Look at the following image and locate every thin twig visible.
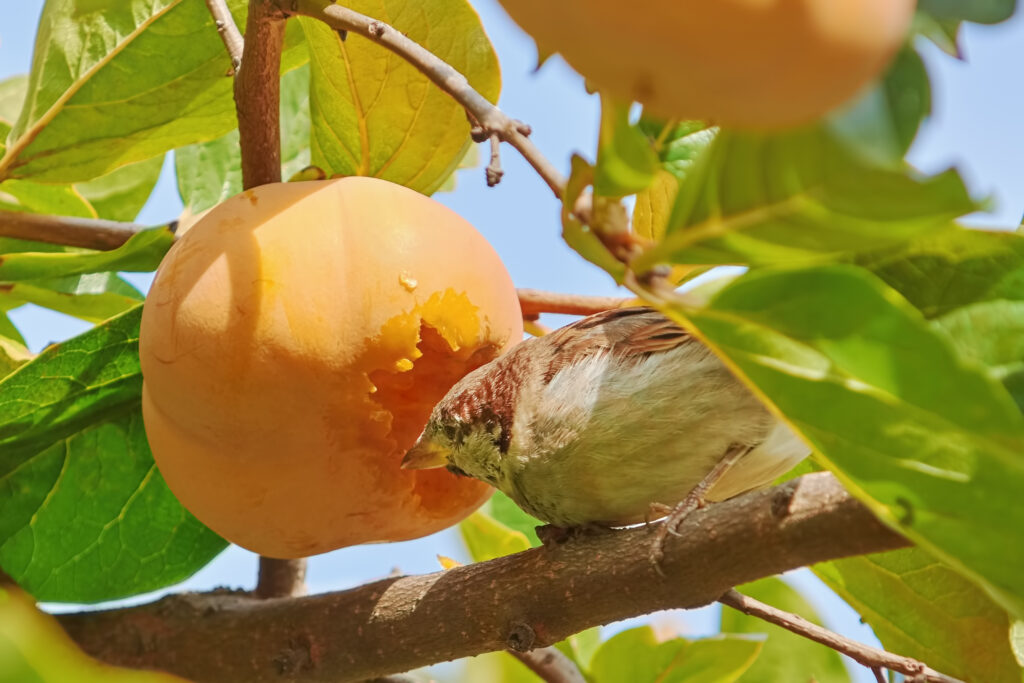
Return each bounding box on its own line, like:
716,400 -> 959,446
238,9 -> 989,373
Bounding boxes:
0,211 -> 167,250
205,0 -> 244,72
872,667 -> 887,683
507,647 -> 587,683
717,589 -> 962,683
486,134 -> 503,187
517,288 -> 634,317
287,0 -> 566,197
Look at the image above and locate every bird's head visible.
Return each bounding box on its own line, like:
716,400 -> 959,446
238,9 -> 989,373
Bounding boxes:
401,360 -> 518,487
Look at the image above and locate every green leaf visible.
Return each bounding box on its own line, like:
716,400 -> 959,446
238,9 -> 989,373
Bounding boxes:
918,0 -> 1016,25
176,63 -> 311,214
0,75 -> 30,157
934,300 -> 1024,413
75,155 -> 164,222
634,128 -> 976,270
0,585 -> 188,682
828,46 -> 931,168
0,0 -> 248,183
593,95 -> 657,197
912,11 -> 962,57
0,273 -> 143,323
0,180 -> 95,217
459,509 -> 531,563
298,0 -> 500,195
855,227 -> 1024,318
682,265 -> 1024,618
0,307 -> 226,602
590,627 -> 763,683
487,491 -> 543,547
0,336 -> 32,379
720,577 -> 850,683
0,226 -> 174,281
814,548 -> 1022,683
1012,621 -> 1024,666
562,155 -> 626,282
633,119 -> 716,242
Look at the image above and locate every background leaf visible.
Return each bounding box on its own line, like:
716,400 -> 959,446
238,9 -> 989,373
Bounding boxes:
814,548 -> 1022,683
299,0 -> 500,194
75,155 -> 164,222
593,95 -> 657,197
0,0 -> 247,183
720,577 -> 849,683
0,307 -> 225,602
680,265 -> 1024,619
634,128 -> 976,270
590,627 -> 762,683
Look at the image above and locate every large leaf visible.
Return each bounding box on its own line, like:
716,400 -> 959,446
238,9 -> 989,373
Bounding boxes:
855,227 -> 1024,318
0,226 -> 174,281
815,549 -> 1022,683
0,179 -> 95,217
298,0 -> 500,195
589,627 -> 763,683
0,307 -> 226,602
720,577 -> 849,683
176,63 -> 312,214
459,510 -> 531,563
0,0 -> 247,183
679,265 -> 1024,618
75,155 -> 165,222
918,0 -> 1016,25
633,128 -> 976,270
0,585 -> 187,682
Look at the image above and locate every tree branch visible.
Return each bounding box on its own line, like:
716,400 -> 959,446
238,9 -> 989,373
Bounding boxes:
57,473 -> 909,682
205,0 -> 244,72
718,589 -> 961,683
517,289 -> 634,317
286,0 -> 566,197
0,211 -> 168,250
235,0 -> 286,189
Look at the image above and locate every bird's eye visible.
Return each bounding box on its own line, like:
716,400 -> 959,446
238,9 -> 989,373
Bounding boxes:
446,464 -> 470,478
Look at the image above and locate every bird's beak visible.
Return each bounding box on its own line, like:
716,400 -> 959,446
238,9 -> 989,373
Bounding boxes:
401,437 -> 449,470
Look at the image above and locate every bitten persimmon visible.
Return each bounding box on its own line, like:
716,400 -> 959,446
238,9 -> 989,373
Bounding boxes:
499,0 -> 915,128
140,178 -> 522,558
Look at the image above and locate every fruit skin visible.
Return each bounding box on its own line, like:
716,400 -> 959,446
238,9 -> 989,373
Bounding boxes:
140,178 -> 522,558
498,0 -> 915,129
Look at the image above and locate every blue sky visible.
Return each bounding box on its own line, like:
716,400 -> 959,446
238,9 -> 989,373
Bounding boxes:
3,2 -> 1023,680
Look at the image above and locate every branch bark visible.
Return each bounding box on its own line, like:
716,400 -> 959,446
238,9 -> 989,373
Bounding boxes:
57,473 -> 908,682
205,0 -> 244,71
0,211 -> 166,250
235,0 -> 286,189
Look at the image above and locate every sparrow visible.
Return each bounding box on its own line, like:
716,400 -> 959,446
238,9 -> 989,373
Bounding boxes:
402,306 -> 809,557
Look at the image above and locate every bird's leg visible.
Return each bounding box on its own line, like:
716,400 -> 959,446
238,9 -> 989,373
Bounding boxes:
644,502 -> 674,527
650,443 -> 754,568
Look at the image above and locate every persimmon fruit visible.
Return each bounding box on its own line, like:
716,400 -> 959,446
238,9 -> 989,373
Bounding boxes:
140,178 -> 522,558
498,0 -> 915,128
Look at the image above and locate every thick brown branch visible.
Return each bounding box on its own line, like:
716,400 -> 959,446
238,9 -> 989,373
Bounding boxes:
287,0 -> 566,197
517,288 -> 634,317
235,0 -> 286,189
58,473 -> 908,682
205,0 -> 244,71
0,211 -> 165,250
719,590 -> 961,683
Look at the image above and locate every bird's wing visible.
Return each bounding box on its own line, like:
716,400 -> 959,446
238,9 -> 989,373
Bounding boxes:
541,307 -> 694,383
